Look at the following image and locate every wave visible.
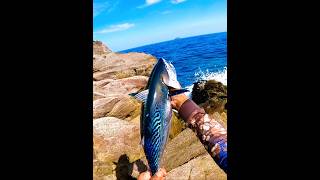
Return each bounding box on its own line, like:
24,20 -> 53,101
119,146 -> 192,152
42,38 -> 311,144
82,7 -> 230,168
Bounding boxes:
183,67 -> 227,98
184,84 -> 194,98
194,67 -> 227,85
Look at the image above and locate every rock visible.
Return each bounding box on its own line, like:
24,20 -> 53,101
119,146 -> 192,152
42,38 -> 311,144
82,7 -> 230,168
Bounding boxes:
93,96 -> 123,119
93,41 -> 112,55
130,115 -> 140,125
93,79 -> 114,91
108,96 -> 141,121
211,112 -> 227,129
169,113 -> 187,139
93,76 -> 147,100
100,76 -> 148,96
93,91 -> 107,101
93,79 -> 115,100
192,79 -> 227,115
166,154 -> 227,180
130,157 -> 148,178
93,174 -> 117,180
162,128 -> 207,172
93,117 -> 145,165
93,160 -> 115,177
192,80 -> 208,104
93,52 -> 156,80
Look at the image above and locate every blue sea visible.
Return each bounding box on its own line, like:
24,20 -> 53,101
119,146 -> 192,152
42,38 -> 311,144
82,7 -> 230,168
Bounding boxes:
121,32 -> 227,91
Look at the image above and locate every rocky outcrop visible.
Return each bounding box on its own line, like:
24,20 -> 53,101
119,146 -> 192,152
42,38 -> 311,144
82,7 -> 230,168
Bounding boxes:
166,154 -> 227,180
93,52 -> 156,80
92,76 -> 148,120
93,41 -> 112,55
99,76 -> 148,96
192,80 -> 227,124
162,128 -> 208,172
93,96 -> 123,119
169,113 -> 187,139
93,117 -> 145,166
107,95 -> 141,121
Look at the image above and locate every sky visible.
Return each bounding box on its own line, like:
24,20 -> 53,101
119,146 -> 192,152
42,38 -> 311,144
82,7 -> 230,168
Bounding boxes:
93,0 -> 227,51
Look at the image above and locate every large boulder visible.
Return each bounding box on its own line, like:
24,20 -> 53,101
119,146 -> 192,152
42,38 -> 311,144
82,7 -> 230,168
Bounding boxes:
107,95 -> 141,121
93,91 -> 107,101
93,79 -> 115,100
169,113 -> 187,139
93,117 -> 145,165
166,154 -> 227,180
93,96 -> 123,119
93,52 -> 156,80
192,80 -> 227,119
211,112 -> 227,129
162,128 -> 208,172
93,79 -> 114,91
99,76 -> 149,97
93,41 -> 112,55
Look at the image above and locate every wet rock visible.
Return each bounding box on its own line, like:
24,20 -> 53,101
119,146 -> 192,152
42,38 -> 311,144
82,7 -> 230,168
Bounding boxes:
192,79 -> 227,120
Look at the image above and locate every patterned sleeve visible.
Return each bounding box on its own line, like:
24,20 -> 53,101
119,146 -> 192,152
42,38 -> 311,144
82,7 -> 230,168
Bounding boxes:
178,99 -> 227,173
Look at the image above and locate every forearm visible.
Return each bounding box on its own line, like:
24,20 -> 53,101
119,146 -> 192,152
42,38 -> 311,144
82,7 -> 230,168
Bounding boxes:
178,99 -> 228,173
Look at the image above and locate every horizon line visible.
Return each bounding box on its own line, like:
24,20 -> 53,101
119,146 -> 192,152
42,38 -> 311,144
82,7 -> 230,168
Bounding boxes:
115,31 -> 227,52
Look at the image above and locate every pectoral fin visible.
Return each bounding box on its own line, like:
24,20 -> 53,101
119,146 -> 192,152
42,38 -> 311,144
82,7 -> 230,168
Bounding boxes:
140,136 -> 145,146
129,89 -> 149,103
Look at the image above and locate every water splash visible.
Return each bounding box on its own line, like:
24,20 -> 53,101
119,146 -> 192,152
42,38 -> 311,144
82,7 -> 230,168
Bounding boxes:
183,67 -> 227,98
194,67 -> 227,85
184,84 -> 194,98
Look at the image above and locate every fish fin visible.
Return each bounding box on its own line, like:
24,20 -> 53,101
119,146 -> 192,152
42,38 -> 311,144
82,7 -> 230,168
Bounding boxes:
140,103 -> 145,145
169,88 -> 189,96
129,89 -> 149,102
140,136 -> 145,146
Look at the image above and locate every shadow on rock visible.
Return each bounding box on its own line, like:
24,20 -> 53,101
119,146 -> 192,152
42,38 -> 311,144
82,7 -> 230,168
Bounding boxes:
115,154 -> 135,180
135,159 -> 148,173
114,154 -> 149,180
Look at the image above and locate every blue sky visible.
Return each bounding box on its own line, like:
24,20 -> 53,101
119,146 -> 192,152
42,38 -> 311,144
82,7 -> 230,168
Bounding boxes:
94,0 -> 226,51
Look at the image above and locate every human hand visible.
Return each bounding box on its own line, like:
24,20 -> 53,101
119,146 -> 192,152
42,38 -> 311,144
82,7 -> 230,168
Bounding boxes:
170,93 -> 188,111
137,168 -> 167,180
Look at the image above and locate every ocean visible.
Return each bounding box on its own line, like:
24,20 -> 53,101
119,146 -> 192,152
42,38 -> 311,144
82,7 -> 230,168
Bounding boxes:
121,32 -> 227,93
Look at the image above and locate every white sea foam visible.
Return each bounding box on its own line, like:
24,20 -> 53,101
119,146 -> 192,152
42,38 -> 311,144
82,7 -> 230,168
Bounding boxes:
183,67 -> 227,98
194,67 -> 227,85
184,84 -> 194,98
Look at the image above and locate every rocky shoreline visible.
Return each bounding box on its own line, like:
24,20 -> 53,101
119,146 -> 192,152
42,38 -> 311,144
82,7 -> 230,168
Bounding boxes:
93,41 -> 227,180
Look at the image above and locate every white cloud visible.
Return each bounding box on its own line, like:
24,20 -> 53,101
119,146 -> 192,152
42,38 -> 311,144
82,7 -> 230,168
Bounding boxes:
138,0 -> 161,8
93,0 -> 118,18
94,23 -> 135,34
146,0 -> 161,5
171,0 -> 186,4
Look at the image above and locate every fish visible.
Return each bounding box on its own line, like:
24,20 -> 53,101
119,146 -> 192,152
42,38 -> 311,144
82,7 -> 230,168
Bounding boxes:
130,58 -> 188,175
